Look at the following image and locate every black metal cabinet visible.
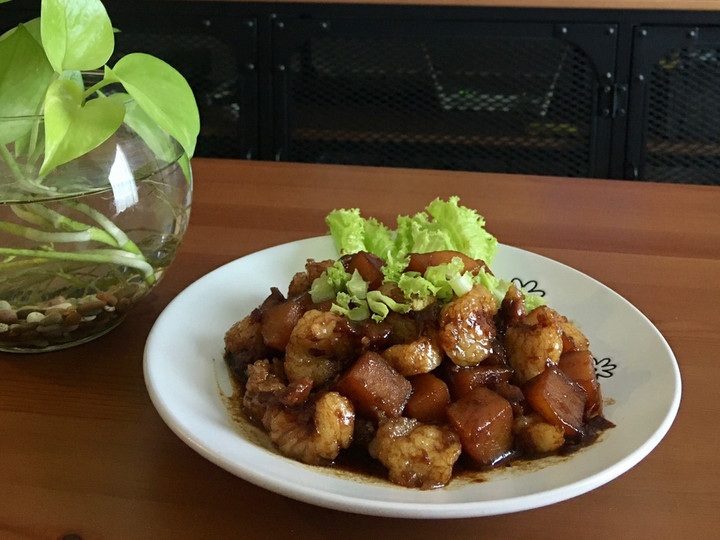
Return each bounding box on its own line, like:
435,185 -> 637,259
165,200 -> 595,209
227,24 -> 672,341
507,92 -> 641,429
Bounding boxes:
4,1 -> 720,184
626,25 -> 720,185
270,17 -> 616,178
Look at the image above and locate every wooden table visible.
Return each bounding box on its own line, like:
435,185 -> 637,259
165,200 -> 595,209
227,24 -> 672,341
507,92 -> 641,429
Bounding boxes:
1,158 -> 718,539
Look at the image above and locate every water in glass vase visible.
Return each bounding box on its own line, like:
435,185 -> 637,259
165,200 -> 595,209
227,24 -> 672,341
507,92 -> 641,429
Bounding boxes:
0,159 -> 191,352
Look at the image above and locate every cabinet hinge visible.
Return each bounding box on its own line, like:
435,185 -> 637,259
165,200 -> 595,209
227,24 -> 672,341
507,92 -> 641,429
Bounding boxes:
598,83 -> 628,119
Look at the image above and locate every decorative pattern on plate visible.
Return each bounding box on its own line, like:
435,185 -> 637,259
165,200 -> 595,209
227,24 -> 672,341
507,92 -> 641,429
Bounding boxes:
511,277 -> 546,297
595,357 -> 618,379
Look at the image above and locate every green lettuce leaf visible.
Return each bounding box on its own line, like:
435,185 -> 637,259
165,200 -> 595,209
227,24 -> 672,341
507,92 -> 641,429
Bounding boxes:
524,292 -> 547,312
395,212 -> 452,256
328,196 -> 498,266
422,257 -> 472,302
316,265 -> 409,322
396,271 -> 439,311
309,261 -> 351,303
366,290 -> 410,322
319,197 -> 542,321
425,196 -> 498,262
331,291 -> 371,322
325,208 -> 394,257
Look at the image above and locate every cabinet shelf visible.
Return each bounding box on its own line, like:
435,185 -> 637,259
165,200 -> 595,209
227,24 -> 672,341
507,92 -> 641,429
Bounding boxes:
294,127 -> 585,151
293,104 -> 584,145
646,140 -> 720,157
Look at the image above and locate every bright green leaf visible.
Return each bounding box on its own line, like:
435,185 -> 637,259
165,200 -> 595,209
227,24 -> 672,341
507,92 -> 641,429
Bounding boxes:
59,69 -> 84,88
106,53 -> 199,157
11,117 -> 43,158
0,25 -> 53,116
40,0 -> 114,72
325,208 -> 394,257
40,78 -> 125,175
178,152 -> 192,184
0,23 -> 53,144
330,292 -> 371,322
309,272 -> 338,303
123,95 -> 193,183
122,96 -> 181,164
20,17 -> 42,44
366,290 -> 410,322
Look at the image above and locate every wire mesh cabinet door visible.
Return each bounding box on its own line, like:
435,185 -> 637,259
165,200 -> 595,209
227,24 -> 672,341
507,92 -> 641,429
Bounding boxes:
627,25 -> 720,185
271,16 -> 617,178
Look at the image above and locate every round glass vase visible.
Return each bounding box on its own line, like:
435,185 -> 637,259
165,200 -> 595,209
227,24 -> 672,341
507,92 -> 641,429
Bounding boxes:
0,115 -> 192,353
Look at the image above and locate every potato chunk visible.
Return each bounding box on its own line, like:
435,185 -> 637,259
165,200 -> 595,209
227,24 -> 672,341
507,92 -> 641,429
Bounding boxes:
446,387 -> 513,466
441,361 -> 513,400
335,351 -> 412,420
345,251 -> 385,290
405,250 -> 489,275
558,350 -> 603,418
405,373 -> 451,424
261,299 -> 304,351
523,366 -> 586,437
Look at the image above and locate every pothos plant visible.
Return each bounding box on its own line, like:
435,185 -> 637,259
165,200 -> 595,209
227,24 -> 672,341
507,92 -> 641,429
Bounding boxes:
0,0 -> 200,285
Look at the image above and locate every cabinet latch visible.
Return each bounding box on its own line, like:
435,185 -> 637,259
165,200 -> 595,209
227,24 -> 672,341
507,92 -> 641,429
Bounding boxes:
598,83 -> 628,118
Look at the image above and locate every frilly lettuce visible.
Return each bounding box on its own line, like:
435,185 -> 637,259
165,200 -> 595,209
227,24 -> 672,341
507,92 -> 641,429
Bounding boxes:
396,255 -> 543,311
309,261 -> 352,302
394,197 -> 498,262
325,208 -> 394,259
318,197 -> 543,321
326,196 -> 498,284
314,266 -> 410,323
326,196 -> 497,264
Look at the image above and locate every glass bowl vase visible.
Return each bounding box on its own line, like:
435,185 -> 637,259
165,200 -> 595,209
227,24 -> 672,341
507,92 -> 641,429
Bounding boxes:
0,114 -> 192,353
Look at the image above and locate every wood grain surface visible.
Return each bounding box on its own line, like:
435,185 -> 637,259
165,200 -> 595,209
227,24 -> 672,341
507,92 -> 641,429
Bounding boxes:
1,158 -> 718,539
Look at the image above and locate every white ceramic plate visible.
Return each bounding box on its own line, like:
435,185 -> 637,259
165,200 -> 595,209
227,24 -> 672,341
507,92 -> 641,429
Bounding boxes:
144,236 -> 681,518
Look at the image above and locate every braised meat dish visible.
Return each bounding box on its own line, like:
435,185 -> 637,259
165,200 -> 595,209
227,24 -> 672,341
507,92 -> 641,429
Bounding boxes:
223,251 -> 612,490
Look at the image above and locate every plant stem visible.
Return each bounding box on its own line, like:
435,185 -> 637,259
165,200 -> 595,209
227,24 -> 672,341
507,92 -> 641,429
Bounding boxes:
0,144 -> 24,182
0,247 -> 156,284
0,220 -> 115,244
11,204 -> 118,246
1,143 -> 54,195
24,124 -> 45,176
62,200 -> 143,255
0,256 -> 60,271
82,78 -> 112,100
10,205 -> 55,229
